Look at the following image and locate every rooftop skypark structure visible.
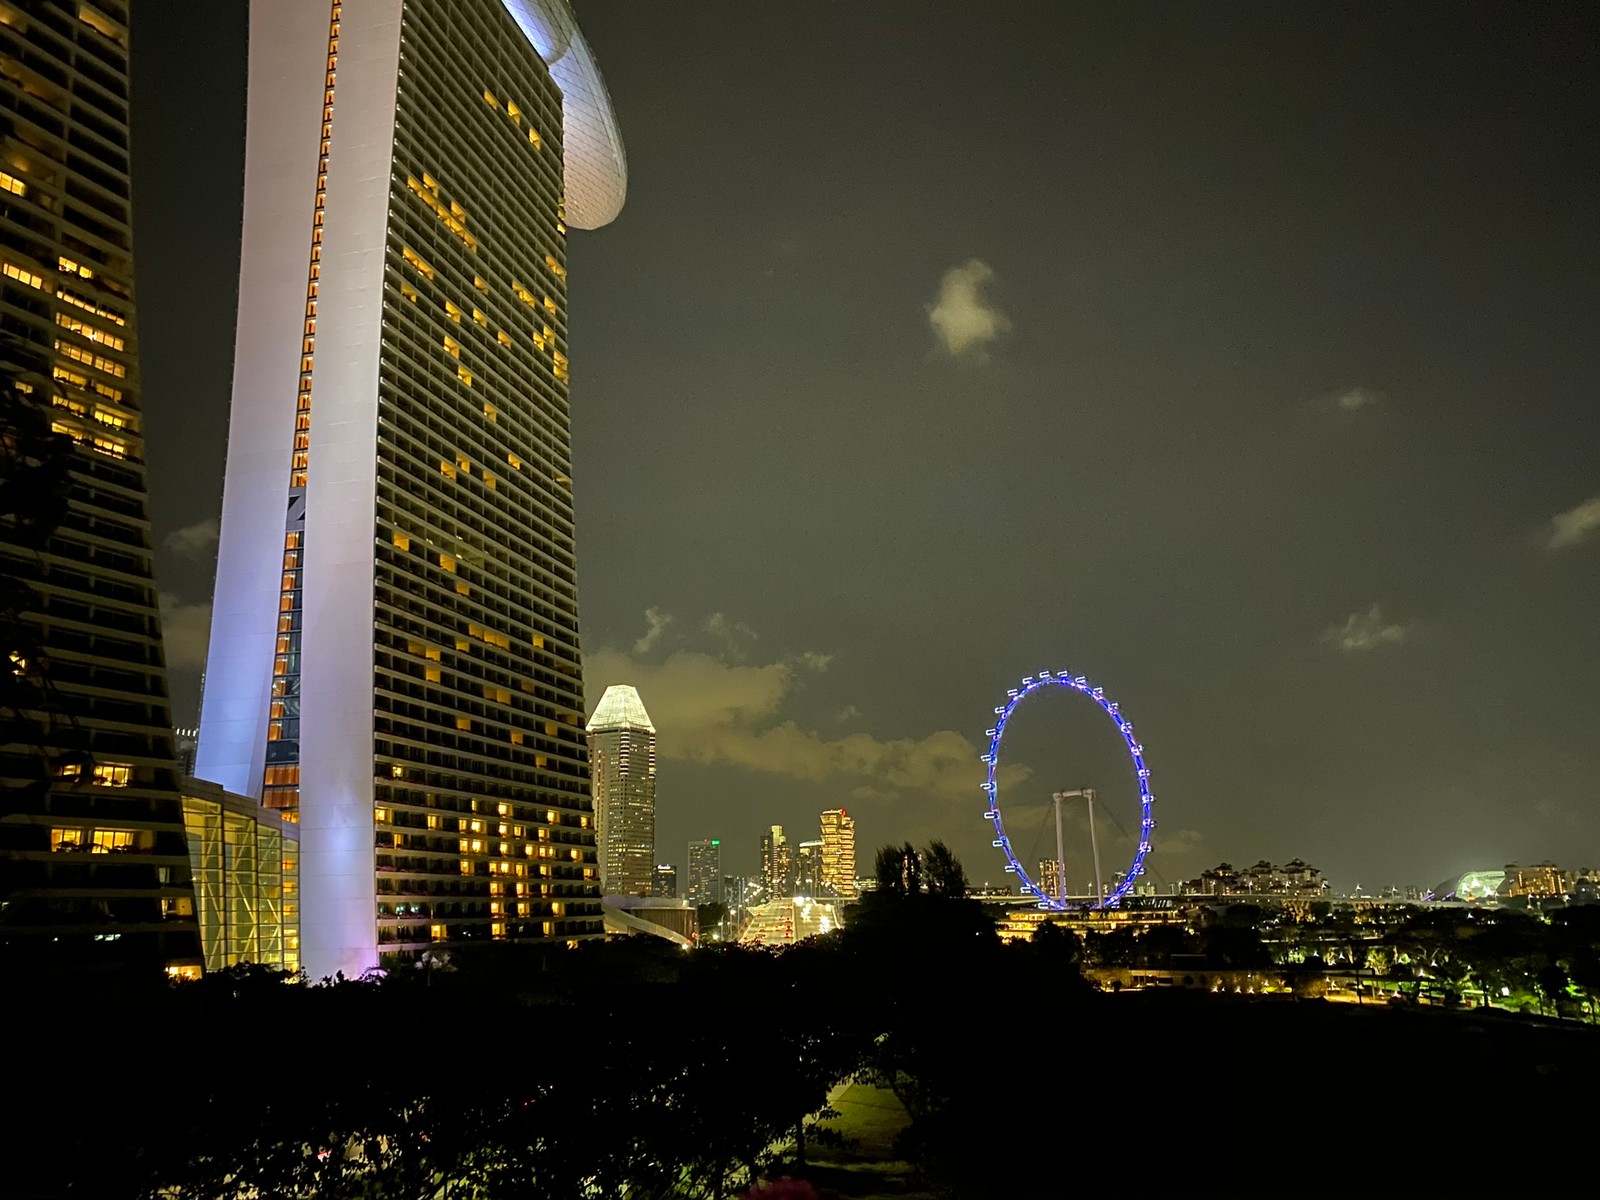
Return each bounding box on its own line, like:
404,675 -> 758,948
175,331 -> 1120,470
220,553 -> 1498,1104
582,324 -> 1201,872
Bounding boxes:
196,0 -> 626,979
0,0 -> 202,975
584,684 -> 655,897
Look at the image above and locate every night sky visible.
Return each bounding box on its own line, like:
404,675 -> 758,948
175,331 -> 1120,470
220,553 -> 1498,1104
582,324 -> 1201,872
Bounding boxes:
128,2 -> 1598,896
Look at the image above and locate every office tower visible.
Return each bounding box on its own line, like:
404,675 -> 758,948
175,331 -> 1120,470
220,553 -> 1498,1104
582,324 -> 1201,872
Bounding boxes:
685,837 -> 722,906
760,824 -> 790,897
819,808 -> 856,899
651,863 -> 675,899
0,0 -> 202,975
196,0 -> 626,978
585,684 -> 654,897
793,839 -> 822,897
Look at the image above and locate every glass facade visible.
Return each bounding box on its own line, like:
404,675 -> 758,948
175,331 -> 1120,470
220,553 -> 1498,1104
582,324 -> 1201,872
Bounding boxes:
181,779 -> 299,972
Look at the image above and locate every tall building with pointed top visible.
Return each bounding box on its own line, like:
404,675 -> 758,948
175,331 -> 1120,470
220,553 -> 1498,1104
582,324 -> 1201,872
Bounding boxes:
195,0 -> 626,979
585,684 -> 654,897
0,0 -> 202,976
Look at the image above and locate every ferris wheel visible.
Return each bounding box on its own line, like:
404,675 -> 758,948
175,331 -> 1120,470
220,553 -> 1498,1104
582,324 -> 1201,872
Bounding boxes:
981,670 -> 1156,910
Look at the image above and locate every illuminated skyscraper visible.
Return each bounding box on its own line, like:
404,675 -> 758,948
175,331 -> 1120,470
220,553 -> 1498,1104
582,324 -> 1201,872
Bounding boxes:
794,839 -> 822,897
195,0 -> 626,978
685,837 -> 722,906
0,0 -> 202,975
819,808 -> 856,899
585,684 -> 655,897
760,824 -> 790,897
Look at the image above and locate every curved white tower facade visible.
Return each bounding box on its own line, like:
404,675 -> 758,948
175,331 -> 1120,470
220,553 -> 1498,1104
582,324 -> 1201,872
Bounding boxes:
197,0 -> 625,980
585,685 -> 656,898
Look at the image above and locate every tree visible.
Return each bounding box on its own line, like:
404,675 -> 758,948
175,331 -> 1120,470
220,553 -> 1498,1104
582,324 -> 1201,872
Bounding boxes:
873,843 -> 920,897
921,840 -> 967,898
695,901 -> 729,940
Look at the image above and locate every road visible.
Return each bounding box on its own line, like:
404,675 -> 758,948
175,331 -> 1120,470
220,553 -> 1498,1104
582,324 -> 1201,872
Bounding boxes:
738,897 -> 842,946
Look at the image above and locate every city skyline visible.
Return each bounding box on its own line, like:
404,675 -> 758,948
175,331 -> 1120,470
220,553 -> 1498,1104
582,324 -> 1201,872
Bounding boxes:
129,3 -> 1599,896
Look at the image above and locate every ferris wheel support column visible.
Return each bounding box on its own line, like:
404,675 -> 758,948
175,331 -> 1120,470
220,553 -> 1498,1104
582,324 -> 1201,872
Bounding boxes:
1051,791 -> 1069,905
1087,788 -> 1104,910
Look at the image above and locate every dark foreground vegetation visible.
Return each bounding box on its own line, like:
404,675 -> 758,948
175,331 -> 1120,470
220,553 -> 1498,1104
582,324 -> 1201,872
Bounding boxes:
12,854 -> 1600,1200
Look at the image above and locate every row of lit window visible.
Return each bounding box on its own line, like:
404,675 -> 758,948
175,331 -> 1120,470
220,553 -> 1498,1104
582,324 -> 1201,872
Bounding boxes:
53,364 -> 122,404
55,339 -> 125,378
50,828 -> 138,853
56,310 -> 125,351
51,391 -> 127,431
50,419 -> 126,459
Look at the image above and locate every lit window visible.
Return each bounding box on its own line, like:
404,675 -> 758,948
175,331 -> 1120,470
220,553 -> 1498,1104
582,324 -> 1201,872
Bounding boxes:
544,254 -> 567,281
528,128 -> 543,150
400,281 -> 419,303
92,763 -> 132,787
50,828 -> 84,851
495,330 -> 512,350
474,309 -> 489,328
474,276 -> 489,294
392,531 -> 410,550
511,731 -> 524,746
445,300 -> 462,323
91,829 -> 135,853
483,89 -> 499,109
482,471 -> 496,491
0,171 -> 24,195
431,923 -> 446,941
483,402 -> 497,422
507,452 -> 521,470
425,666 -> 442,683
443,335 -> 461,359
457,716 -> 471,732
542,295 -> 556,314
440,460 -> 456,479
401,246 -> 435,281
456,365 -> 473,388
439,553 -> 457,573
2,260 -> 44,289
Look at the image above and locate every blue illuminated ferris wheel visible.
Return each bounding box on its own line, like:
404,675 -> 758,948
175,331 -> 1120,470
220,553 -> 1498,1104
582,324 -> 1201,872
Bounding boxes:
981,671 -> 1155,910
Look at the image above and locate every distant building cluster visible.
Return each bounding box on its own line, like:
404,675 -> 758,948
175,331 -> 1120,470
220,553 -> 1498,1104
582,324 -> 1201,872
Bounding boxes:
1182,859 -> 1328,899
1432,862 -> 1597,904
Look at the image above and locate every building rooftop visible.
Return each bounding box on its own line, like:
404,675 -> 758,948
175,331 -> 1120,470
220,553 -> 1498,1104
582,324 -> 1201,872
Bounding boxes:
587,684 -> 655,733
498,0 -> 627,229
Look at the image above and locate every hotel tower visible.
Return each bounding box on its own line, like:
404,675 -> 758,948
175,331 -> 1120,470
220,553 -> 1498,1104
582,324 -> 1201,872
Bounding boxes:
0,0 -> 202,975
196,0 -> 626,979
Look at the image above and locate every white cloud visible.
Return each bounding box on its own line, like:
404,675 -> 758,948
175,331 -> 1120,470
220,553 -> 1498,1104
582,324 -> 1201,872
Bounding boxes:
927,258 -> 1011,358
159,594 -> 211,670
632,607 -> 673,655
1333,386 -> 1382,411
1547,495 -> 1600,551
164,518 -> 219,558
584,628 -> 1005,808
703,611 -> 758,658
1323,604 -> 1408,653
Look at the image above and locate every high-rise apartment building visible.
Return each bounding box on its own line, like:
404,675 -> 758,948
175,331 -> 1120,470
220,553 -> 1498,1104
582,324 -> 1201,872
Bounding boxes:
585,684 -> 654,897
685,837 -> 721,906
0,0 -> 203,975
195,0 -> 626,978
819,808 -> 856,899
760,824 -> 790,897
793,839 -> 822,897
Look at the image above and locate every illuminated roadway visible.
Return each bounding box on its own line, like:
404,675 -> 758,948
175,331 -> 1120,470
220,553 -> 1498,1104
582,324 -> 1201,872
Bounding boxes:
738,897 -> 842,946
